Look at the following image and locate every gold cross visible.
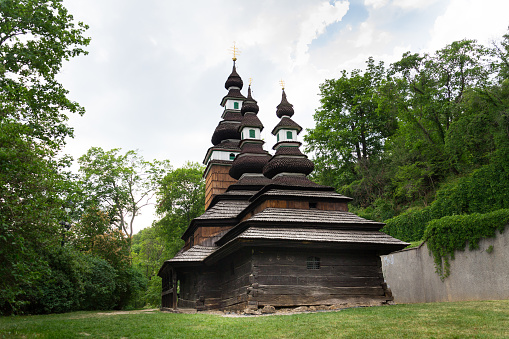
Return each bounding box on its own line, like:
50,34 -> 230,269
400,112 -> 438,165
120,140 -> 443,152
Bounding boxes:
249,78 -> 253,86
279,79 -> 285,90
228,41 -> 241,61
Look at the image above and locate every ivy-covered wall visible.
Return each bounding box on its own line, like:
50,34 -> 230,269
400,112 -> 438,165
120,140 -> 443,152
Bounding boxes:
381,223 -> 509,304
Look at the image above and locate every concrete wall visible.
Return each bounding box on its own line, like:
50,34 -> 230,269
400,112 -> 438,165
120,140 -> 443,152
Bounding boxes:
381,227 -> 509,304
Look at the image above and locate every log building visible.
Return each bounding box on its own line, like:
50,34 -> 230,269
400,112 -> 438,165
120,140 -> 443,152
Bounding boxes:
158,58 -> 408,312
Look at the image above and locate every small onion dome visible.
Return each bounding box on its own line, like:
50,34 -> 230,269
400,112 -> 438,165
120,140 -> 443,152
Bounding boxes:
272,175 -> 323,187
263,156 -> 314,179
211,121 -> 241,145
221,88 -> 246,106
239,141 -> 266,154
240,112 -> 264,130
229,153 -> 272,179
223,110 -> 243,122
225,62 -> 243,90
271,116 -> 302,135
230,174 -> 273,188
272,145 -> 305,156
241,85 -> 259,115
276,89 -> 294,118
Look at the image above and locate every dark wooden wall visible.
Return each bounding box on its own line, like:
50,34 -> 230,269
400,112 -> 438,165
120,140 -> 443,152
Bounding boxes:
249,247 -> 389,307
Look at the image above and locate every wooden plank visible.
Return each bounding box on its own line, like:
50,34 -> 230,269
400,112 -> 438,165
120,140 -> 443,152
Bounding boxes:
252,264 -> 382,277
256,285 -> 385,297
255,275 -> 382,287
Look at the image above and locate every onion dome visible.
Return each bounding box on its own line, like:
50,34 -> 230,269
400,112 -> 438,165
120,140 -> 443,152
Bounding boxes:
263,151 -> 314,179
276,89 -> 294,118
240,113 -> 263,130
272,116 -> 302,135
241,85 -> 259,115
225,62 -> 243,90
229,153 -> 272,180
211,121 -> 241,145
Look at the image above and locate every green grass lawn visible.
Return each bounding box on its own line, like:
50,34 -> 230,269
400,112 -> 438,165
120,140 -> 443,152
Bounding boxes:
1,300 -> 508,338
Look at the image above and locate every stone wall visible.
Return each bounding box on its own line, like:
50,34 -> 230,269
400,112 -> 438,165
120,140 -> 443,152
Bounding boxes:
381,227 -> 509,304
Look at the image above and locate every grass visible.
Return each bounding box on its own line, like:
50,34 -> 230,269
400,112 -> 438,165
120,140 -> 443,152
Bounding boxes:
406,240 -> 424,249
1,300 -> 508,338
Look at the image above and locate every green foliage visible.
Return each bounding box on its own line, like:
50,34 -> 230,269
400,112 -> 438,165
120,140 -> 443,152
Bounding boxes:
78,147 -> 171,243
305,58 -> 397,205
155,162 -> 205,258
0,0 -> 90,315
382,154 -> 509,242
424,209 -> 509,279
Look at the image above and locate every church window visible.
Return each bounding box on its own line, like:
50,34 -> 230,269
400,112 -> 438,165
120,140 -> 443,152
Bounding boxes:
229,153 -> 236,160
234,102 -> 239,109
286,131 -> 293,139
249,129 -> 256,138
306,256 -> 320,270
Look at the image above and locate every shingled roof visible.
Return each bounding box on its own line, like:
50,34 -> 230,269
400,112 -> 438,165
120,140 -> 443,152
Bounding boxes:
246,208 -> 384,226
195,200 -> 249,220
167,245 -> 217,263
238,227 -> 409,246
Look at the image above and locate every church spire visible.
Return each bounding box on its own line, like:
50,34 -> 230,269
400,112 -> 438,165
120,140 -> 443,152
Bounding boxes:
263,87 -> 316,186
229,83 -> 272,188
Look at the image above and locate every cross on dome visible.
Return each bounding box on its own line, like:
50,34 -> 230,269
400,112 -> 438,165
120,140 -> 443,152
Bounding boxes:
228,41 -> 241,61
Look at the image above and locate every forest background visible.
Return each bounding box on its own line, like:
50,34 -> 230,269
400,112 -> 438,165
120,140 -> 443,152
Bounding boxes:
1,0 -> 509,314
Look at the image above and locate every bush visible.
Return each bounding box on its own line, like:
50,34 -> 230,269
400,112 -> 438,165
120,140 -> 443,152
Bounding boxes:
382,156 -> 509,242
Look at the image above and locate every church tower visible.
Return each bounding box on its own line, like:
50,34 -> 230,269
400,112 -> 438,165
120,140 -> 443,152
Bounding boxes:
263,86 -> 316,186
202,56 -> 246,208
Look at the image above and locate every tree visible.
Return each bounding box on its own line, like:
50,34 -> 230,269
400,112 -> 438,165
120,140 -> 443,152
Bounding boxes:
78,147 -> 171,250
305,58 -> 397,204
0,0 -> 89,314
155,162 -> 205,257
387,39 -> 494,200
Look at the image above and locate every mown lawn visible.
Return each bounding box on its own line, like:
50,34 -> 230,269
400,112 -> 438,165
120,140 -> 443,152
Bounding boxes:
1,300 -> 508,338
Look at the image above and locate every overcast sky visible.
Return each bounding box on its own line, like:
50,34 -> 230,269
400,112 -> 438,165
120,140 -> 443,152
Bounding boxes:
59,0 -> 509,233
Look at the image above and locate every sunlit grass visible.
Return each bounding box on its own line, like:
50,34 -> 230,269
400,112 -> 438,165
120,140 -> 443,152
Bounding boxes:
1,300 -> 508,338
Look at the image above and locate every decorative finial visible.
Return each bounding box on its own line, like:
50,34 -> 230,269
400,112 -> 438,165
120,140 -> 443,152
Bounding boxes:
249,78 -> 253,86
228,41 -> 241,61
279,79 -> 285,90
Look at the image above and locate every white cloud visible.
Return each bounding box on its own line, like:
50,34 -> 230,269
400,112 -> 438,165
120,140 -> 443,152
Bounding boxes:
428,0 -> 509,52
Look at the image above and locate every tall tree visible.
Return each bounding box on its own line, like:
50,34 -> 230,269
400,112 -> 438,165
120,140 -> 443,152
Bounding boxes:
78,147 -> 171,248
0,0 -> 89,314
305,58 -> 397,203
155,162 -> 205,257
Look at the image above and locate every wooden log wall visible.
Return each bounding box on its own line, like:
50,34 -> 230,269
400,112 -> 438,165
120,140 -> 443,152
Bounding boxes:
216,248 -> 253,311
249,247 -> 389,307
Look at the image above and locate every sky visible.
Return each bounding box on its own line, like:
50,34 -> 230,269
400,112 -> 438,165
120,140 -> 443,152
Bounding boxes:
59,0 -> 509,233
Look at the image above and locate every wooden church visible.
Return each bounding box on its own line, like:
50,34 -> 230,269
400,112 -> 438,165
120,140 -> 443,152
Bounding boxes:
158,57 -> 408,312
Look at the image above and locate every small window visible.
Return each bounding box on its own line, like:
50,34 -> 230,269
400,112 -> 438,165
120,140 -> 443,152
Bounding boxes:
229,153 -> 236,160
234,102 -> 239,109
286,131 -> 293,139
230,261 -> 235,276
306,256 -> 320,270
309,202 -> 317,209
277,133 -> 280,142
249,129 -> 256,138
